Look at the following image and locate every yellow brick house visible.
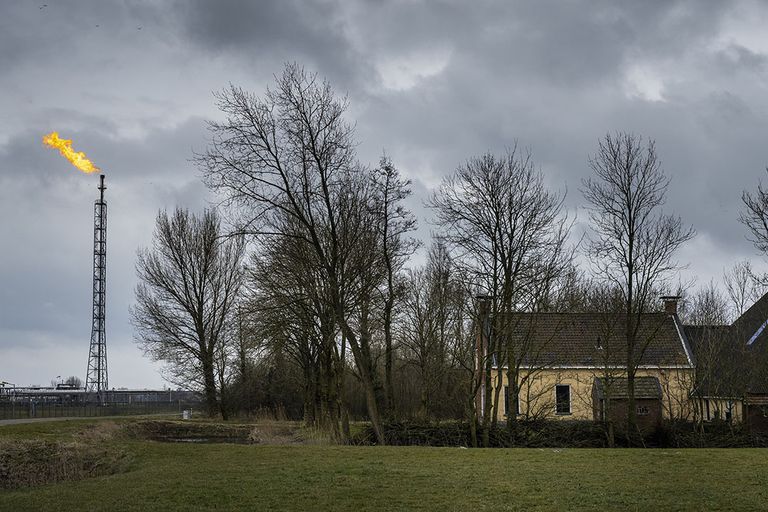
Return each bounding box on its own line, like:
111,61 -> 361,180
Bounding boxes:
475,297 -> 696,426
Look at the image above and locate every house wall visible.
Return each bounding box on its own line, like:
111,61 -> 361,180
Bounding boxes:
692,397 -> 744,423
489,367 -> 695,422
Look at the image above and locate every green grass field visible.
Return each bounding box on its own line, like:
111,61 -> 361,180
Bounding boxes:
1,418 -> 767,511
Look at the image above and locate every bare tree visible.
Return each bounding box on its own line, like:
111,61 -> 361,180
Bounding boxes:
64,376 -> 83,388
245,216 -> 355,440
52,376 -> 82,388
740,169 -> 768,255
371,156 -> 418,417
400,241 -> 462,418
686,281 -> 731,327
428,147 -> 571,445
196,64 -> 389,442
723,260 -> 762,318
131,208 -> 244,418
581,132 -> 694,437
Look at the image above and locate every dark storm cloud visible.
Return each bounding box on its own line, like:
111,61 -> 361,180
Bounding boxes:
2,0 -> 768,387
176,0 -> 366,89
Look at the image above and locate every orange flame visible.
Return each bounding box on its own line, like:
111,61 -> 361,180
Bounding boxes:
42,132 -> 100,174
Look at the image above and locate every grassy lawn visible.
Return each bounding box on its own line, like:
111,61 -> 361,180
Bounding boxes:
1,419 -> 767,511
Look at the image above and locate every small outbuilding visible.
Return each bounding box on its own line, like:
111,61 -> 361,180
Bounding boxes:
592,377 -> 662,431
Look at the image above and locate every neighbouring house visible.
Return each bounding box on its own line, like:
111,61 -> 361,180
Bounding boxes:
682,325 -> 743,423
475,296 -> 696,426
685,292 -> 768,429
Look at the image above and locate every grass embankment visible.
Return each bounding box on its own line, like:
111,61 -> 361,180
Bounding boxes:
1,418 -> 768,511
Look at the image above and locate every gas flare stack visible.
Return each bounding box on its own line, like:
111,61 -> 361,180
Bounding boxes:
85,174 -> 108,399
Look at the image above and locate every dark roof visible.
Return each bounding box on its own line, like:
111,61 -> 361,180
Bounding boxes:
738,295 -> 768,392
593,377 -> 661,399
732,292 -> 768,346
497,312 -> 692,368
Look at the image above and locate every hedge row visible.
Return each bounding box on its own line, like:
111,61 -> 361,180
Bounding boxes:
354,420 -> 768,448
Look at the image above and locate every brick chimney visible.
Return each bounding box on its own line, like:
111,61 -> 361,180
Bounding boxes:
660,296 -> 680,315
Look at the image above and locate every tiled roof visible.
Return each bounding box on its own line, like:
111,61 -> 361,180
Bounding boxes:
732,293 -> 768,346
493,312 -> 692,368
593,377 -> 661,399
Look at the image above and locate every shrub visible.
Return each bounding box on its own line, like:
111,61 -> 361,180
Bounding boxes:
354,419 -> 768,448
652,420 -> 768,448
352,421 -> 471,447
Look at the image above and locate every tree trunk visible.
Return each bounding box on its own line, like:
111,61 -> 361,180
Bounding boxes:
606,419 -> 615,448
202,356 -> 219,418
626,370 -> 637,436
469,409 -> 478,448
303,364 -> 317,426
506,367 -> 520,429
336,314 -> 386,444
384,296 -> 395,419
420,364 -> 429,420
626,297 -> 638,442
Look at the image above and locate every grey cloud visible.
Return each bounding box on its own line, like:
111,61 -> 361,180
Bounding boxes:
2,0 -> 768,388
176,0 -> 364,89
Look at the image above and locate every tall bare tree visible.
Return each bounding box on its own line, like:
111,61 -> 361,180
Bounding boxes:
132,208 -> 245,417
582,132 -> 694,436
428,147 -> 571,445
371,156 -> 418,416
196,64 -> 388,442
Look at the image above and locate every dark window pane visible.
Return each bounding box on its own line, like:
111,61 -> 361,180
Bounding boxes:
556,385 -> 570,414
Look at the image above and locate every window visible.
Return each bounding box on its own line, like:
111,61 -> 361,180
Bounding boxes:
504,386 -> 520,416
555,385 -> 571,415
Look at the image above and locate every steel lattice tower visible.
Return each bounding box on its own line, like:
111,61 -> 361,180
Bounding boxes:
85,174 -> 108,396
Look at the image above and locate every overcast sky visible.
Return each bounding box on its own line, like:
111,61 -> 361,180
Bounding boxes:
2,1 -> 768,388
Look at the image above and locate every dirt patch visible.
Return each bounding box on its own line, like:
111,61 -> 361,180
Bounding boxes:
0,439 -> 131,490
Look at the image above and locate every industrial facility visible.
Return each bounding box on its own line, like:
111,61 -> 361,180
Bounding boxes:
0,172 -> 200,420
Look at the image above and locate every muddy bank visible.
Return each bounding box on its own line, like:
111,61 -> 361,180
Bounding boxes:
0,439 -> 131,490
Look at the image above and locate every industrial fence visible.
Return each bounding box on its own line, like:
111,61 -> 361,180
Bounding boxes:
0,400 -> 200,421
